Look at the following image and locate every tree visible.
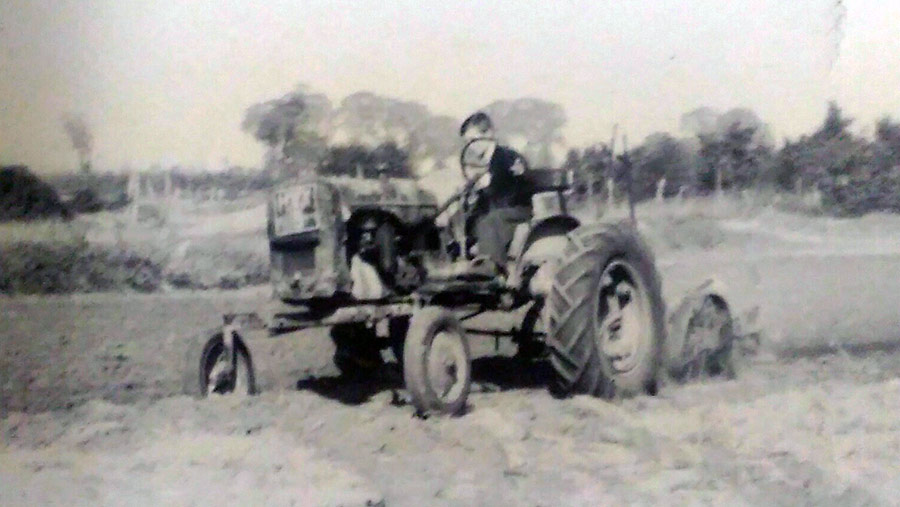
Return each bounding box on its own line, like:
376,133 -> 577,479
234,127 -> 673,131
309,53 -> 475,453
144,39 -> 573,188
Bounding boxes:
241,86 -> 331,177
318,145 -> 371,178
408,115 -> 460,171
679,107 -> 720,137
815,101 -> 853,141
329,92 -> 458,173
317,142 -> 412,179
563,149 -> 586,193
873,117 -> 900,172
629,133 -> 696,200
697,122 -> 768,192
61,114 -> 94,173
682,107 -> 773,148
370,142 -> 412,178
565,144 -> 614,197
770,102 -> 882,214
717,108 -> 775,148
481,98 -> 567,168
773,102 -> 870,191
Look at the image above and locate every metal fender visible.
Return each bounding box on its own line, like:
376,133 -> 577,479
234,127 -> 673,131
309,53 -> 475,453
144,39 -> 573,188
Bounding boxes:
508,215 -> 580,293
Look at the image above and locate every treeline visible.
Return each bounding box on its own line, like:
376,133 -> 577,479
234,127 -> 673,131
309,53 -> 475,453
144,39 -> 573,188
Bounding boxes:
241,86 -> 567,178
48,91 -> 900,218
566,103 -> 900,216
47,141 -> 414,209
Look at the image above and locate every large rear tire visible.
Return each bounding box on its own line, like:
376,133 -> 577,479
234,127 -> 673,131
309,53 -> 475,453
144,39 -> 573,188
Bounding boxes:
403,308 -> 471,416
546,222 -> 665,399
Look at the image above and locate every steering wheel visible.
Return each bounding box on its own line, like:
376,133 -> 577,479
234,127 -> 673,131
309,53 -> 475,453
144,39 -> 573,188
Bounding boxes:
432,137 -> 507,219
459,137 -> 496,183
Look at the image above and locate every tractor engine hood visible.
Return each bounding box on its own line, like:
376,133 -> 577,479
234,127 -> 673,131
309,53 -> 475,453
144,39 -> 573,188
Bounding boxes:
269,175 -> 439,239
323,175 -> 439,224
266,175 -> 439,303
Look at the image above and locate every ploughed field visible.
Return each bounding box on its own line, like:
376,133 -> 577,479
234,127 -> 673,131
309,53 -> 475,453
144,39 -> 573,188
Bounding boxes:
5,241 -> 900,504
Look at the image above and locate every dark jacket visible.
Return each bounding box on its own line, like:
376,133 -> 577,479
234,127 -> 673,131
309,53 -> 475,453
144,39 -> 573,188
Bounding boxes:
486,146 -> 531,208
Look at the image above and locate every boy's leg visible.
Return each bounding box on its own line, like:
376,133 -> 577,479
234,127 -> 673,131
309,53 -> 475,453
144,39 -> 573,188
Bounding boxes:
475,206 -> 531,266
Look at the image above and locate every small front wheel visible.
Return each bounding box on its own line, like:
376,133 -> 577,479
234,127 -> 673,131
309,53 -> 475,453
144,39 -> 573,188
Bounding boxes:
185,330 -> 257,397
403,308 -> 471,416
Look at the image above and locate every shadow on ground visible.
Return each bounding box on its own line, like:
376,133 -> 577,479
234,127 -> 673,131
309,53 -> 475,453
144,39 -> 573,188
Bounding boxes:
295,356 -> 556,406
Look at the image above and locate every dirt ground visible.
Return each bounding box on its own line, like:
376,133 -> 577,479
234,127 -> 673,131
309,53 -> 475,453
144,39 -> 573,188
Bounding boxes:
3,284 -> 900,505
4,355 -> 900,506
5,206 -> 900,505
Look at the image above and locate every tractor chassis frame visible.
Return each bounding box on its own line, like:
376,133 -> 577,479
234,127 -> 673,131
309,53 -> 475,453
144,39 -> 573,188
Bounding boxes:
221,280 -> 532,343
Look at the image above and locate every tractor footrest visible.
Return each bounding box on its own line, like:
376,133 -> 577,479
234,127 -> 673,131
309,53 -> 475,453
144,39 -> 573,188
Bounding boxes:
268,303 -> 415,335
223,312 -> 267,330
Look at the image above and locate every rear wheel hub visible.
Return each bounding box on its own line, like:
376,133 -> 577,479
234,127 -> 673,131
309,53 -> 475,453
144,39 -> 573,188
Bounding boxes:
427,330 -> 468,401
597,261 -> 649,374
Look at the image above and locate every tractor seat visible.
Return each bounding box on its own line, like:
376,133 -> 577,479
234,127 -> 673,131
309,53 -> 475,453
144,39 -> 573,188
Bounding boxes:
426,256 -> 504,282
522,168 -> 569,193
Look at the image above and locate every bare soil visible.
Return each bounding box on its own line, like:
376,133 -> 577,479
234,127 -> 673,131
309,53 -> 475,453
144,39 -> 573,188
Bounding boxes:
3,282 -> 900,505
5,205 -> 900,505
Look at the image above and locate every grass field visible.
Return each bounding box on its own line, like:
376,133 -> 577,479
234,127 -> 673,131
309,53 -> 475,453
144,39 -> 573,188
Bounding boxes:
0,194 -> 269,294
0,191 -> 828,293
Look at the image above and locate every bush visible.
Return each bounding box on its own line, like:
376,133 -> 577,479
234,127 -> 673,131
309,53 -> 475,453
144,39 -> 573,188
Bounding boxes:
818,169 -> 900,216
0,165 -> 71,221
68,187 -> 105,213
0,241 -> 163,294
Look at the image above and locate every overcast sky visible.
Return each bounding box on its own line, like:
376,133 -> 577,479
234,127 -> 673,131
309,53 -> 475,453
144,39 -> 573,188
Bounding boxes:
2,0 -> 899,174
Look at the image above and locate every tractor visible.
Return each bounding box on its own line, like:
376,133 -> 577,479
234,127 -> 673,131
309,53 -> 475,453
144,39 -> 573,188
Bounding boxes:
185,138 -> 736,415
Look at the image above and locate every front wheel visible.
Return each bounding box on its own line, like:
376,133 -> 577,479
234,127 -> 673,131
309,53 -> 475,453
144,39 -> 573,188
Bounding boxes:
185,330 -> 257,397
546,222 -> 665,399
403,308 -> 472,416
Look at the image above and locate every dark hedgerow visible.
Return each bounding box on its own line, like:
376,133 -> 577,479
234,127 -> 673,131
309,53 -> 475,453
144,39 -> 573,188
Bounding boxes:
0,239 -> 271,295
0,242 -> 164,294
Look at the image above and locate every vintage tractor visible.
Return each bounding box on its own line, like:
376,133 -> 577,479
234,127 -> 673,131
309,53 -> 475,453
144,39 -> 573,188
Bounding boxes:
185,139 -> 736,415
